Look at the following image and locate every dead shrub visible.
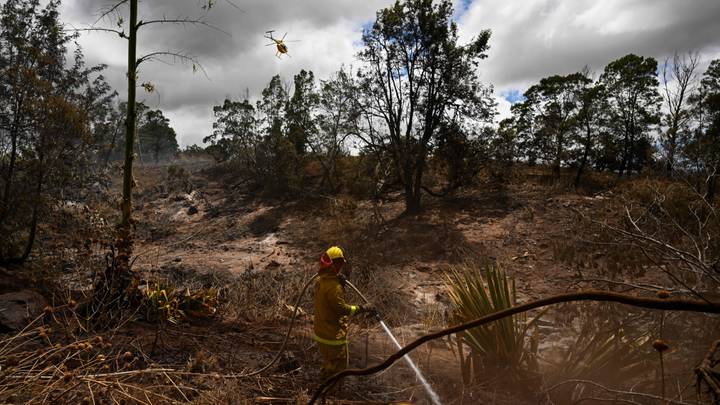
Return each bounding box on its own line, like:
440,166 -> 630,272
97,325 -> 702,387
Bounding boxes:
218,268 -> 314,323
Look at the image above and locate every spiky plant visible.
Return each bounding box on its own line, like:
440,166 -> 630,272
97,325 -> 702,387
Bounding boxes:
542,307 -> 654,404
446,264 -> 541,379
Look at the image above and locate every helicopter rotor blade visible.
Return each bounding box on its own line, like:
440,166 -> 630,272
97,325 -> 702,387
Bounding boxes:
281,32 -> 287,40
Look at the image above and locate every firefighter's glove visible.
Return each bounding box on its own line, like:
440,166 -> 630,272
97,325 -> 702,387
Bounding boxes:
358,304 -> 379,319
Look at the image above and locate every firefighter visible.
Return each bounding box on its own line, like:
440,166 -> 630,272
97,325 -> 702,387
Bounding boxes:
313,246 -> 375,389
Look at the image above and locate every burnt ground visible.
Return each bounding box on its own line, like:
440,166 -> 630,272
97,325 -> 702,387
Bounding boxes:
2,161 -> 717,404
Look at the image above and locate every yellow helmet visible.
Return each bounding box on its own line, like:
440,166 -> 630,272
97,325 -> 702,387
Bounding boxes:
325,246 -> 345,260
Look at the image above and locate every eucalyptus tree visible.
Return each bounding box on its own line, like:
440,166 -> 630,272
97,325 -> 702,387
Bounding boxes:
357,0 -> 495,213
687,59 -> 720,202
310,68 -> 361,191
138,109 -> 178,163
516,73 -> 589,178
600,54 -> 661,177
573,70 -> 604,187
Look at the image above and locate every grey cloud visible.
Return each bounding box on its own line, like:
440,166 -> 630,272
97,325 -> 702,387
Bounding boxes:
459,0 -> 720,91
60,0 -> 720,145
62,0 -> 394,145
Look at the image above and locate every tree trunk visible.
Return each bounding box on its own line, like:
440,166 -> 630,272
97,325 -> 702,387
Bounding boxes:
17,163 -> 44,263
665,127 -> 677,178
1,125 -> 19,224
404,188 -> 422,214
553,133 -> 562,178
618,134 -> 630,178
574,145 -> 590,189
121,0 -> 138,230
1,137 -> 45,265
94,0 -> 138,323
402,165 -> 421,214
102,118 -> 123,167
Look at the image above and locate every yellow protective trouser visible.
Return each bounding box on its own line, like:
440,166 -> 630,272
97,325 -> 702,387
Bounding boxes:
318,342 -> 348,395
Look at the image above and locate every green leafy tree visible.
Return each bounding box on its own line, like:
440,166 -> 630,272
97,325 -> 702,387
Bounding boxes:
256,75 -> 300,193
511,102 -> 541,166
433,121 -> 486,193
357,0 -> 494,213
600,54 -> 661,177
687,59 -> 720,202
514,73 -> 589,178
138,109 -> 178,163
310,68 -> 361,191
205,98 -> 258,165
285,69 -> 318,155
572,70 -> 605,187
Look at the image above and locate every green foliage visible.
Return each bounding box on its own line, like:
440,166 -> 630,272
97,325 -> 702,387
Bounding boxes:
543,308 -> 654,404
143,282 -> 218,324
446,264 -> 541,378
285,69 -> 318,155
204,98 -> 258,164
138,109 -> 179,163
310,68 -> 359,191
513,73 -> 591,177
358,0 -> 495,212
687,59 -> 720,201
600,54 -> 662,176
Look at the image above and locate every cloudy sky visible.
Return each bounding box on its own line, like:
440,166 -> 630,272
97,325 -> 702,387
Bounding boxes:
59,0 -> 720,147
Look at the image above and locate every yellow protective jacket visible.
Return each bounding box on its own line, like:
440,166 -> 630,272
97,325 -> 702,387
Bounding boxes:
313,269 -> 358,345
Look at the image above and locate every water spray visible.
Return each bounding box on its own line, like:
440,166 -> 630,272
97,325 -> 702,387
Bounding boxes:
345,280 -> 443,405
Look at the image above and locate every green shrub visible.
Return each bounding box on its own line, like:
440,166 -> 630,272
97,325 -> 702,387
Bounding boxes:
446,264 -> 541,380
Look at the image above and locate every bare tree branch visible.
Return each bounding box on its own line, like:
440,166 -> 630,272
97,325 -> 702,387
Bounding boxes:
136,52 -> 208,79
63,26 -> 128,39
94,0 -> 130,25
136,17 -> 229,36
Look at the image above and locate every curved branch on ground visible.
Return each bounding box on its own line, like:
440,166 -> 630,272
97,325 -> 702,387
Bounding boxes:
309,291 -> 720,404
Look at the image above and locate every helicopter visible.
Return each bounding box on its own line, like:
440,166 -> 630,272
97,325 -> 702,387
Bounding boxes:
265,30 -> 299,58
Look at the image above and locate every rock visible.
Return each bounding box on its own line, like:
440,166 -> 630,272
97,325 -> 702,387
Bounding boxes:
187,206 -> 198,215
276,352 -> 300,373
0,290 -> 47,332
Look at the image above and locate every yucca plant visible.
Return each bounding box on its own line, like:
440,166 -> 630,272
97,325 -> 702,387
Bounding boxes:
542,308 -> 654,404
446,264 -> 542,381
143,283 -> 218,324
